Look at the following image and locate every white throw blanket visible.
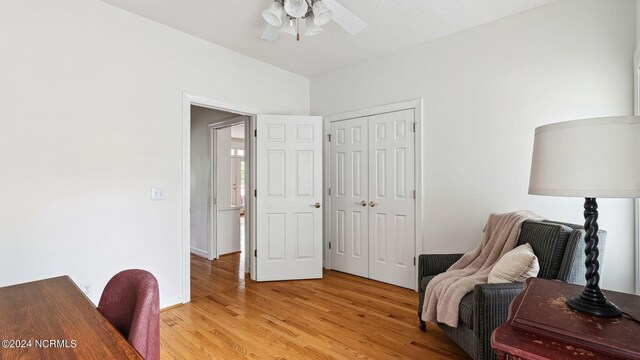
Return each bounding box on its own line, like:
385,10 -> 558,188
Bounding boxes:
421,210 -> 543,327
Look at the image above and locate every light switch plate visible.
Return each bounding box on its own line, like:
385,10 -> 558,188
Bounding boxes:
151,188 -> 166,201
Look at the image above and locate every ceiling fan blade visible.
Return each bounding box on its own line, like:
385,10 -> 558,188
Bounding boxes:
322,0 -> 366,35
261,25 -> 280,42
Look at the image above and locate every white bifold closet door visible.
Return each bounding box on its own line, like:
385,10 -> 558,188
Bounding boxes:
367,110 -> 415,289
330,117 -> 369,278
330,109 -> 415,289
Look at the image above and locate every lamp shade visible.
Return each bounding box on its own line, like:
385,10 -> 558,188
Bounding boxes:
262,1 -> 284,27
312,0 -> 333,26
528,116 -> 640,198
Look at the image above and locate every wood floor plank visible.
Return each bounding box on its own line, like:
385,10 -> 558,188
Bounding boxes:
160,254 -> 470,359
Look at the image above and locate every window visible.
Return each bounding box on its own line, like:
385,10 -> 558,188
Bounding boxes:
231,148 -> 244,158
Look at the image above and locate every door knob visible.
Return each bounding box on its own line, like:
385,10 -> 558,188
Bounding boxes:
312,202 -> 321,208
369,201 -> 377,207
355,201 -> 367,207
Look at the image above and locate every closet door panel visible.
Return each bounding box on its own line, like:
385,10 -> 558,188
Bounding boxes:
330,117 -> 369,277
368,109 -> 415,289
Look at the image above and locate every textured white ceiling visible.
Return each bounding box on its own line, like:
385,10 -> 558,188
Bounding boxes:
98,0 -> 556,77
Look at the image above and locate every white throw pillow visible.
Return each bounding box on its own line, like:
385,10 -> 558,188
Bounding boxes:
488,243 -> 540,284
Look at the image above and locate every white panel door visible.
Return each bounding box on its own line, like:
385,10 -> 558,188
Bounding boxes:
256,115 -> 323,281
368,109 -> 415,289
330,118 -> 369,278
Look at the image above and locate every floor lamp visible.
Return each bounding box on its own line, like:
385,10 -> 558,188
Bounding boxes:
528,116 -> 640,318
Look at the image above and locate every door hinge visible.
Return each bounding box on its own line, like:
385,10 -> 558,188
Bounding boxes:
328,188 -> 331,196
329,242 -> 332,250
328,134 -> 331,142
412,190 -> 416,199
412,122 -> 416,132
413,257 -> 416,266
254,129 -> 257,137
254,249 -> 257,257
254,189 -> 257,197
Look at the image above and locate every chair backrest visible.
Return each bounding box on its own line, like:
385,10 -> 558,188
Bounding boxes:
98,269 -> 160,360
516,220 -> 607,285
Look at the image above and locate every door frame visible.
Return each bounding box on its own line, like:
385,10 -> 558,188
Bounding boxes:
322,99 -> 424,291
182,93 -> 259,304
208,116 -> 247,261
633,48 -> 640,295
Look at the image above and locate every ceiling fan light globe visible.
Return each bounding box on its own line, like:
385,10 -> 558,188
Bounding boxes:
261,25 -> 280,42
306,27 -> 324,36
312,1 -> 332,26
262,2 -> 284,27
305,15 -> 324,36
284,0 -> 308,18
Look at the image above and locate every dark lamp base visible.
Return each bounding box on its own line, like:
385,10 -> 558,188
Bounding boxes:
566,197 -> 624,319
567,291 -> 622,318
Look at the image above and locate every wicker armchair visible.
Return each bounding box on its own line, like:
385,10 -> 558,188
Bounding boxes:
417,220 -> 607,360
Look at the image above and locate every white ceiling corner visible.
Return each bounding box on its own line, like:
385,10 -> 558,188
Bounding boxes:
98,0 -> 557,77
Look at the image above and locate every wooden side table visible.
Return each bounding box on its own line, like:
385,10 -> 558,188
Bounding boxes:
491,278 -> 640,360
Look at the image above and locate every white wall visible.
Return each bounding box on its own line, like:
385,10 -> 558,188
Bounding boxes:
190,107 -> 237,257
634,0 -> 640,295
311,0 -> 636,292
0,0 -> 309,307
231,138 -> 245,149
231,123 -> 246,140
637,0 -> 640,47
216,209 -> 241,255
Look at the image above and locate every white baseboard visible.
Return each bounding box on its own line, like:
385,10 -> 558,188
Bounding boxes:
160,295 -> 183,309
190,247 -> 208,258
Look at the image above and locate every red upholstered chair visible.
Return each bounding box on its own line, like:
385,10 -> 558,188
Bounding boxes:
98,269 -> 160,360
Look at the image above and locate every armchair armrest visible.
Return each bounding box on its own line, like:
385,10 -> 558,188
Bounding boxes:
418,254 -> 464,280
472,282 -> 525,360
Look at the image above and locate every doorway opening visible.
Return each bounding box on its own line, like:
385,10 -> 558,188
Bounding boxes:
182,94 -> 325,302
184,104 -> 252,302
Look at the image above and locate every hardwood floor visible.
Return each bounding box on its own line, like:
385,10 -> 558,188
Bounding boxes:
160,253 -> 470,359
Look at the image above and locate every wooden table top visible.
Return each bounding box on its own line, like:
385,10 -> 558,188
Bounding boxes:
0,276 -> 143,360
492,278 -> 640,360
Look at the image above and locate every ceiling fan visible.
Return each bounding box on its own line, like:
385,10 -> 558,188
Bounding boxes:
261,0 -> 366,42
